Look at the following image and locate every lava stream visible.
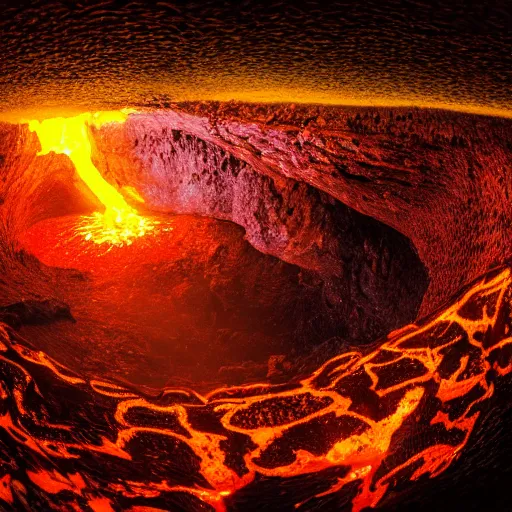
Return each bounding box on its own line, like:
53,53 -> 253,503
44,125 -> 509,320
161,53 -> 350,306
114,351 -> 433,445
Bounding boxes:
0,265 -> 509,510
28,111 -> 154,247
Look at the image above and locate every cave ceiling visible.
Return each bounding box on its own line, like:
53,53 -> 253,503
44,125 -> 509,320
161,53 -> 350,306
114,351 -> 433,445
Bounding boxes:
0,0 -> 511,119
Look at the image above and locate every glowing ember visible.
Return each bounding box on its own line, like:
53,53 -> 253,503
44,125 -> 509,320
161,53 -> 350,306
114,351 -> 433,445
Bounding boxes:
28,111 -> 150,246
77,211 -> 157,248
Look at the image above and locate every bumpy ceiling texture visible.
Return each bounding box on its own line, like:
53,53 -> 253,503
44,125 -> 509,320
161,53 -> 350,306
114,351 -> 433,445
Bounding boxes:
1,0 -> 512,119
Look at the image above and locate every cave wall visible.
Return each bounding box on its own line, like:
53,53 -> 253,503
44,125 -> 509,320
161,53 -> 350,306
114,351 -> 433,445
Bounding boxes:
92,117 -> 429,343
1,102 -> 510,341
94,104 -> 512,317
0,123 -> 100,241
0,123 -> 101,304
0,111 -> 430,346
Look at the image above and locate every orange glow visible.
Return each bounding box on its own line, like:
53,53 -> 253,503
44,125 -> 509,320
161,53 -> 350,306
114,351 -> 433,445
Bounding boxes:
3,87 -> 512,125
0,265 -> 510,510
28,111 -> 155,246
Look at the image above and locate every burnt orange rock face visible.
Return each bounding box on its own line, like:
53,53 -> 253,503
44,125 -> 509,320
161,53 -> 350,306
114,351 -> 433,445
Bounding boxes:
93,105 -> 512,317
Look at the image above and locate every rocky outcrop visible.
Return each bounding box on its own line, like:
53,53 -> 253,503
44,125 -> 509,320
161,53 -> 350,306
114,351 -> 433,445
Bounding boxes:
0,110 -> 432,349
92,104 -> 512,317
0,299 -> 75,330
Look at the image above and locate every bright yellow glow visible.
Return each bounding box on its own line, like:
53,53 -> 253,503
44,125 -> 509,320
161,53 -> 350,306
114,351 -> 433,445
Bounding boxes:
3,82 -> 511,124
28,110 -> 154,246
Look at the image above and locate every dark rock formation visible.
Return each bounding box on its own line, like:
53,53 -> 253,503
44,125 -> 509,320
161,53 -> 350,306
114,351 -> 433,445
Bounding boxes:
0,103 -> 511,388
0,299 -> 75,330
0,102 -> 510,511
92,105 -> 512,317
94,121 -> 429,345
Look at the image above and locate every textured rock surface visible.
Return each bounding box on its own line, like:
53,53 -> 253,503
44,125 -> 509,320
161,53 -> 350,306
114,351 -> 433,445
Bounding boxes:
92,104 -> 512,318
0,114 -> 430,387
1,1 -> 511,117
0,263 -> 508,511
94,119 -> 428,344
0,103 -> 510,511
0,114 -> 430,359
1,103 -> 511,373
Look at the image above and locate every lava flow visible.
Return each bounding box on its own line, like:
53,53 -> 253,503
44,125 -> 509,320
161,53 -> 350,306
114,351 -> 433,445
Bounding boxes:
0,263 -> 510,511
28,112 -> 155,247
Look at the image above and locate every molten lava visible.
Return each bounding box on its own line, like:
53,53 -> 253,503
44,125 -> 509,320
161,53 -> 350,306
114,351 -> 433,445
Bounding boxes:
28,111 -> 154,246
0,264 -> 510,510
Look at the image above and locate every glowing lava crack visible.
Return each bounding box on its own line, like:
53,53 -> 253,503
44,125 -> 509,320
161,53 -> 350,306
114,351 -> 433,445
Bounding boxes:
28,111 -> 155,247
0,264 -> 510,511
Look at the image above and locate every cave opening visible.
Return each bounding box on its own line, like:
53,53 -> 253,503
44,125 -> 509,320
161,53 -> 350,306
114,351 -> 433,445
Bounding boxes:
0,103 -> 511,512
0,114 -> 428,391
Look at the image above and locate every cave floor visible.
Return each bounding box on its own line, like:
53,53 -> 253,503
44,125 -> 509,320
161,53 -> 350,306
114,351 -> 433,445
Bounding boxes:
15,213 -> 329,391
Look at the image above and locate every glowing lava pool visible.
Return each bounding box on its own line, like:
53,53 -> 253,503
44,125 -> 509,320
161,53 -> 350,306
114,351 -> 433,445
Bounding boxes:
18,212 -> 346,390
